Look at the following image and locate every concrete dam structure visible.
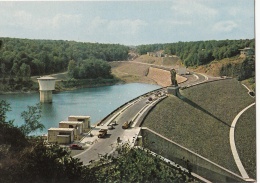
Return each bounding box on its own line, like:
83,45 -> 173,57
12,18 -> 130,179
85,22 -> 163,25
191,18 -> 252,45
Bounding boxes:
37,76 -> 56,103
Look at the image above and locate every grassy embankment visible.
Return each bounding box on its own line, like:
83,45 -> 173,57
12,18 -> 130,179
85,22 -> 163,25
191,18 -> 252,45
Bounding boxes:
142,79 -> 255,177
235,105 -> 256,178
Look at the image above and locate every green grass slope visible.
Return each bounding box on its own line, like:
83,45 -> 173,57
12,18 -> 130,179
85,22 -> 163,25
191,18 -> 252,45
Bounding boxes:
235,105 -> 256,179
180,79 -> 254,125
142,79 -> 255,176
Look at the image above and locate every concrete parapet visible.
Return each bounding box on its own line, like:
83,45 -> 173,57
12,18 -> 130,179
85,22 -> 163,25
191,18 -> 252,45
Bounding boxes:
141,127 -> 245,182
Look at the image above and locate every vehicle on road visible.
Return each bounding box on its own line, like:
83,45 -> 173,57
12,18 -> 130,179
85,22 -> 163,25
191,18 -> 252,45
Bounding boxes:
108,124 -> 115,130
70,144 -> 83,150
122,120 -> 132,129
98,129 -> 108,138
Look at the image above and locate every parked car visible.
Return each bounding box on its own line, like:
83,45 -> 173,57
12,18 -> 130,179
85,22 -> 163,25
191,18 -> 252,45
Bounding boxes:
69,144 -> 83,150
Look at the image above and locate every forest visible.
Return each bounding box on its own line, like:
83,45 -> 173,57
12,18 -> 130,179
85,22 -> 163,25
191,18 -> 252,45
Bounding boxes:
136,39 -> 255,67
68,58 -> 112,79
0,37 -> 129,91
0,37 -> 255,92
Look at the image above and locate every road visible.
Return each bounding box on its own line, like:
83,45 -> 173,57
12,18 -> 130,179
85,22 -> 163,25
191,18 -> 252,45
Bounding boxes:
74,92 -> 164,164
178,71 -> 225,88
73,67 -> 225,164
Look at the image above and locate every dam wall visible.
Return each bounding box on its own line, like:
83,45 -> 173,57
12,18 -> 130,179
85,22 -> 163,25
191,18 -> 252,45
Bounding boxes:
141,127 -> 245,182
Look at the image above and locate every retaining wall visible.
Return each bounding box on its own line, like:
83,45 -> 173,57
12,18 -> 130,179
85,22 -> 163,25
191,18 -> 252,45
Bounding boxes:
147,67 -> 171,87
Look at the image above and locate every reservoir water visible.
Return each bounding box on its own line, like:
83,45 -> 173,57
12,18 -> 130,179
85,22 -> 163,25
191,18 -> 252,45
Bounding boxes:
0,83 -> 160,135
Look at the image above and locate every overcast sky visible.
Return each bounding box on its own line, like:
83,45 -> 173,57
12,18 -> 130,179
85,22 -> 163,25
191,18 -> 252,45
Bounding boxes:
0,0 -> 255,45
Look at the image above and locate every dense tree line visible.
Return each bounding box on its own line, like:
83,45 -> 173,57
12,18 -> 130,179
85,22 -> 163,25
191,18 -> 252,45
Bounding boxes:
68,58 -> 112,79
136,39 -> 255,67
0,100 -> 198,183
0,37 -> 129,91
0,37 -> 128,77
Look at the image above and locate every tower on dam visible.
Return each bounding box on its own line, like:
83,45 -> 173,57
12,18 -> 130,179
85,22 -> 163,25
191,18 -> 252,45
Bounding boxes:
37,76 -> 56,103
167,68 -> 180,96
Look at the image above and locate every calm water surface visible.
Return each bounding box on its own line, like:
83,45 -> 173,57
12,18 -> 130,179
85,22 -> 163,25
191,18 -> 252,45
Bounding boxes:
0,83 -> 160,134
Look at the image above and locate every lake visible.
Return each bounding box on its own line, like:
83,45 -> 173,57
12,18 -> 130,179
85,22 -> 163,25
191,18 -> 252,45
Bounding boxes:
0,83 -> 160,135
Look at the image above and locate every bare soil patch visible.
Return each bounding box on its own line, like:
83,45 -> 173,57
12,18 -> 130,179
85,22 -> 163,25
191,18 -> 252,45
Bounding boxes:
110,62 -> 157,85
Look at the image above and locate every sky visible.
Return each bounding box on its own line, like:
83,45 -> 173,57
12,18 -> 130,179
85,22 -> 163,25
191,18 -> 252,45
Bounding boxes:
0,0 -> 255,46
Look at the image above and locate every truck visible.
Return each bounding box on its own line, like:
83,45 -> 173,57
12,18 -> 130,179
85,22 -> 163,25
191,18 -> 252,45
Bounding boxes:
98,129 -> 108,138
122,120 -> 132,129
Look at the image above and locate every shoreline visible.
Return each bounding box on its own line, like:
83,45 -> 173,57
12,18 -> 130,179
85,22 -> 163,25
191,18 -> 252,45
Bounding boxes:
0,80 -> 161,95
0,90 -> 38,95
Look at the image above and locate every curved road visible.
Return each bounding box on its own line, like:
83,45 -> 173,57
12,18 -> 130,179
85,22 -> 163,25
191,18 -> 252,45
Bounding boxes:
73,66 -> 224,164
74,92 -> 164,164
178,71 -> 225,88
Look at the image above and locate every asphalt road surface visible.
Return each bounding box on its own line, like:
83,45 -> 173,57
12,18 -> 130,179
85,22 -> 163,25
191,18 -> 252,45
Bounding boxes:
74,94 -> 153,164
73,71 -> 224,164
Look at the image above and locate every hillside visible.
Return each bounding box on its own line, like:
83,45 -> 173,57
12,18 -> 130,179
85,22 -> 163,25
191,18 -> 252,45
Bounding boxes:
0,37 -> 129,92
0,37 -> 255,93
193,56 -> 244,76
135,39 -> 255,90
193,55 -> 255,90
110,61 -> 156,85
142,79 -> 255,178
133,54 -> 182,67
110,54 -> 186,87
136,39 -> 254,67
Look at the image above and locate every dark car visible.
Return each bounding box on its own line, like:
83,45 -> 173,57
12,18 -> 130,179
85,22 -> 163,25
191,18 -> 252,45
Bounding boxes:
69,144 -> 83,150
